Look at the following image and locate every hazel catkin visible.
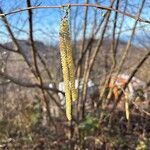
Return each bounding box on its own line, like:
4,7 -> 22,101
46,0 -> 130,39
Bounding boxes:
64,19 -> 77,102
59,18 -> 72,120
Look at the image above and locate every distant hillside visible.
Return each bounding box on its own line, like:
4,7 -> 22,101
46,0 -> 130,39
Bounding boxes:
0,39 -> 149,84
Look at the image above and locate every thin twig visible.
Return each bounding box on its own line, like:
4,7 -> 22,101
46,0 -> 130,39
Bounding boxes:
81,0 -> 115,119
0,3 -> 149,23
26,0 -> 60,126
132,101 -> 150,116
0,70 -> 64,94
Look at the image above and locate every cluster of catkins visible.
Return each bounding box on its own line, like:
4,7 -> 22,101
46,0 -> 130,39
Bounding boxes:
59,17 -> 77,121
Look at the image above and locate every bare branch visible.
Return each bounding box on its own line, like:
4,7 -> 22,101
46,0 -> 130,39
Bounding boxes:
0,8 -> 36,76
0,3 -> 149,23
0,44 -> 18,53
0,70 -> 64,94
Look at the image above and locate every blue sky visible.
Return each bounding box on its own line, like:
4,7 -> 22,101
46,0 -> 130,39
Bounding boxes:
0,0 -> 149,46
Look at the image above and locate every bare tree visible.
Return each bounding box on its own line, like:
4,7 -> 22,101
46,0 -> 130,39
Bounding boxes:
0,0 -> 150,149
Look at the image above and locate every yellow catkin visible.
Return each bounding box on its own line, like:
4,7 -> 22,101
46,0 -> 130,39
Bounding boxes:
125,92 -> 129,120
63,18 -> 77,101
59,18 -> 72,120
